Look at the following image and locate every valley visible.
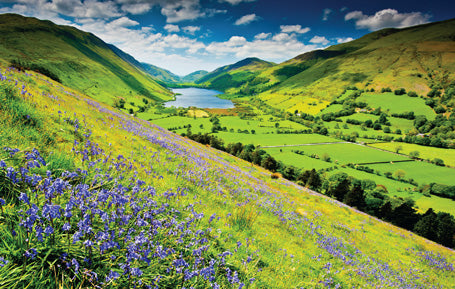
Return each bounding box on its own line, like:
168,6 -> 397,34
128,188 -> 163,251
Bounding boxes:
0,11 -> 454,289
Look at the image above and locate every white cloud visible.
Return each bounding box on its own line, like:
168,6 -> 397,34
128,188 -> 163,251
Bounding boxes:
109,16 -> 139,28
218,0 -> 256,5
322,8 -> 332,21
164,24 -> 180,32
336,37 -> 354,43
205,32 -> 321,62
309,36 -> 329,45
160,0 -> 204,23
280,24 -> 310,34
345,9 -> 431,31
234,13 -> 259,25
182,25 -> 200,35
254,32 -> 271,40
119,3 -> 153,15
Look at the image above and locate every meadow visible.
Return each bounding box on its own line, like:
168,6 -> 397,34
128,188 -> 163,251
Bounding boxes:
215,132 -> 339,146
371,142 -> 455,167
368,161 -> 455,186
357,92 -> 436,118
281,143 -> 411,165
1,65 -> 454,288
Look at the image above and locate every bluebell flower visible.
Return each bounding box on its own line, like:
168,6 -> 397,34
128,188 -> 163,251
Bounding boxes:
62,223 -> 71,231
0,257 -> 9,267
18,192 -> 29,204
105,270 -> 120,282
131,267 -> 143,277
72,258 -> 80,273
44,226 -> 54,236
24,248 -> 37,259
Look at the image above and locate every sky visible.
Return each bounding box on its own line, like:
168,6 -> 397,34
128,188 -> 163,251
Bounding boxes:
0,0 -> 454,75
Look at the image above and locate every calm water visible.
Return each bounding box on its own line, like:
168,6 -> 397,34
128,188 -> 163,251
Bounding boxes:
164,88 -> 234,109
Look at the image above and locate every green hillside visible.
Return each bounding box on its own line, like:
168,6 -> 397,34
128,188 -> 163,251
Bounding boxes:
181,70 -> 208,83
196,57 -> 275,92
0,13 -> 172,105
141,62 -> 182,84
208,19 -> 455,113
1,57 -> 454,289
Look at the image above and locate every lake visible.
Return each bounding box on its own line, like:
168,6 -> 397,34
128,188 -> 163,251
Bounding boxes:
164,88 -> 234,109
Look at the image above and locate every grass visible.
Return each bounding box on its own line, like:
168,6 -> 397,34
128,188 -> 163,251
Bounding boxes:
0,63 -> 454,288
368,161 -> 455,186
357,92 -> 436,118
287,143 -> 411,165
263,148 -> 335,170
215,132 -> 340,146
370,142 -> 455,167
0,13 -> 172,107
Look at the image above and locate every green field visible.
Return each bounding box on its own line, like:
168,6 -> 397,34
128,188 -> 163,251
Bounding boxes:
339,113 -> 415,131
368,161 -> 455,186
281,143 -> 410,164
264,147 -> 455,215
370,142 -> 455,167
215,132 -> 340,146
357,92 -> 436,118
263,148 -> 336,170
151,116 -> 212,134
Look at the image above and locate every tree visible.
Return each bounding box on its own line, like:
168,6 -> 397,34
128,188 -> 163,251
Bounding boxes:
297,170 -> 311,186
433,158 -> 445,166
378,113 -> 388,124
379,201 -> 393,221
306,169 -> 322,190
343,180 -> 366,210
251,149 -> 264,165
436,212 -> 455,248
409,151 -> 420,159
238,150 -> 252,162
373,123 -> 382,130
390,200 -> 419,230
283,166 -> 296,180
414,115 -> 427,129
395,145 -> 403,153
261,155 -> 277,172
325,172 -> 351,201
393,169 -> 406,180
413,209 -> 437,240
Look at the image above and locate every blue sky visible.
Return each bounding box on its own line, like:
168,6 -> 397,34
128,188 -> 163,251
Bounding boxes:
0,0 -> 453,75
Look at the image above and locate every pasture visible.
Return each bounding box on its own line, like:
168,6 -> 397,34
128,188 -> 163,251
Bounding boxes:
285,143 -> 410,165
370,142 -> 455,167
368,161 -> 455,186
357,92 -> 436,119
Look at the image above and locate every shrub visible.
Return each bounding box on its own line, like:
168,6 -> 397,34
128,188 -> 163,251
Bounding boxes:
271,172 -> 282,179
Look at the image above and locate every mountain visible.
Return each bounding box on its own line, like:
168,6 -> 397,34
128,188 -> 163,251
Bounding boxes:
205,19 -> 455,112
1,57 -> 454,288
0,13 -> 172,105
141,62 -> 181,84
181,70 -> 208,83
141,64 -> 208,85
196,57 -> 275,92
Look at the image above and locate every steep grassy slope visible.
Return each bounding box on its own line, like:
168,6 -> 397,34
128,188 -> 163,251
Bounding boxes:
196,57 -> 275,93
0,13 -> 172,105
210,19 -> 455,113
1,63 -> 454,288
266,18 -> 455,101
